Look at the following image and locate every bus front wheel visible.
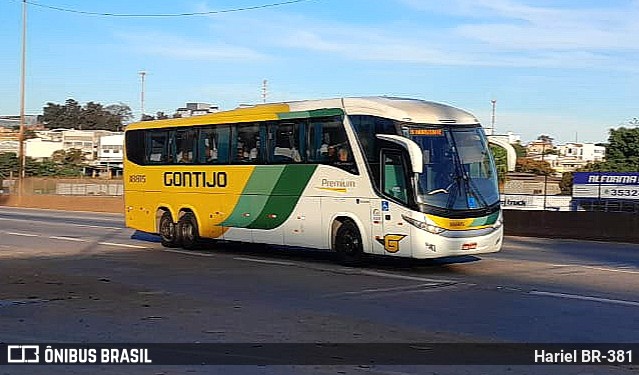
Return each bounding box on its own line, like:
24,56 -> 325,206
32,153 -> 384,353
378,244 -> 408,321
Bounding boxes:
334,220 -> 364,266
178,212 -> 200,250
159,211 -> 180,248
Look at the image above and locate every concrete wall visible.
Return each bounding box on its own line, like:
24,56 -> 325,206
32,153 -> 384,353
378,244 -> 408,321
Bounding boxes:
0,194 -> 123,213
503,210 -> 639,243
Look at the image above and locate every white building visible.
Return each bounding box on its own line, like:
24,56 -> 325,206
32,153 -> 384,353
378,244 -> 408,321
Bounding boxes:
557,142 -> 605,163
0,140 -> 19,154
23,129 -> 122,162
25,138 -> 64,160
528,142 -> 606,175
175,102 -> 219,118
96,133 -> 124,166
61,129 -> 112,160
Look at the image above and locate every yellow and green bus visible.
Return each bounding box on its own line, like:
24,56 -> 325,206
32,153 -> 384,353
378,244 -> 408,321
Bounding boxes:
124,97 -> 504,264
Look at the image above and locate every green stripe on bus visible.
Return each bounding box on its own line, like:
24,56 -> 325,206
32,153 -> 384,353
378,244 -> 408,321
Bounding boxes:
470,211 -> 499,226
220,195 -> 270,228
221,166 -> 286,227
242,166 -> 286,194
276,108 -> 343,120
248,164 -> 317,230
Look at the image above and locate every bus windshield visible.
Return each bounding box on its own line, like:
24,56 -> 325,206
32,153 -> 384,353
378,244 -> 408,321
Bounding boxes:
407,126 -> 499,211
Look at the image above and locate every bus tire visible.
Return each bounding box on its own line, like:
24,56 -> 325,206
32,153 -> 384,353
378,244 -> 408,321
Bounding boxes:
159,211 -> 180,248
334,219 -> 364,266
178,212 -> 200,250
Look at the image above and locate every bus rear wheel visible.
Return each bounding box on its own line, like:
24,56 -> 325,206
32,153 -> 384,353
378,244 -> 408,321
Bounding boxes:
178,212 -> 200,250
159,211 -> 180,248
334,220 -> 364,266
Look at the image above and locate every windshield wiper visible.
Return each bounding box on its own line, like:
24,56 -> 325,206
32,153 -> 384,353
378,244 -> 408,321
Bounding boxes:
465,173 -> 488,207
445,132 -> 489,209
427,188 -> 448,195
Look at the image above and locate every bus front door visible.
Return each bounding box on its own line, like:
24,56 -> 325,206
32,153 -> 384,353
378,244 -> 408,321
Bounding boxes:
378,150 -> 412,256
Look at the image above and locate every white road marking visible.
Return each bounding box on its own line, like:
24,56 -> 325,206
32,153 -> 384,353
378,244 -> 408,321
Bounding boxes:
322,283 -> 448,298
162,249 -> 215,257
49,236 -> 87,242
74,224 -> 122,230
530,290 -> 639,307
234,257 -> 295,266
358,270 -> 456,284
0,217 -> 121,230
494,258 -> 639,275
98,242 -> 149,249
580,265 -> 639,275
6,232 -> 38,237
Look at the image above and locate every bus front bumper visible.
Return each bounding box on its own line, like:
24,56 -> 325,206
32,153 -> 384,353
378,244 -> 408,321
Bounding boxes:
410,225 -> 503,259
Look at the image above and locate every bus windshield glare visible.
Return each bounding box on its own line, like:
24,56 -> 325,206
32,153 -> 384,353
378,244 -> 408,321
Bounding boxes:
406,126 -> 499,211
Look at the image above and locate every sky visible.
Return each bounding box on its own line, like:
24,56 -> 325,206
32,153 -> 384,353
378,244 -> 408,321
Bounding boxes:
1,0 -> 639,144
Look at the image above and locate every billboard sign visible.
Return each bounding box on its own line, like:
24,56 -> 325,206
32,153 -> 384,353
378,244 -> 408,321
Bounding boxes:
573,172 -> 639,200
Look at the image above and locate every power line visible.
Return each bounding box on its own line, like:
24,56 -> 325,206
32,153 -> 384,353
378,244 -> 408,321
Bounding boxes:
18,0 -> 313,17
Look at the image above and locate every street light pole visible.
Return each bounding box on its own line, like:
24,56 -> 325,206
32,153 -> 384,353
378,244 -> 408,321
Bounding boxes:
139,71 -> 146,120
18,0 -> 27,196
490,99 -> 496,135
262,79 -> 268,103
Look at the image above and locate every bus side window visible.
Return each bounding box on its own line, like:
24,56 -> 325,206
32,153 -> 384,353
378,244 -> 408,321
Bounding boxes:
198,126 -> 230,164
234,124 -> 263,164
270,121 -> 302,163
145,131 -> 169,164
308,116 -> 357,174
175,129 -> 196,164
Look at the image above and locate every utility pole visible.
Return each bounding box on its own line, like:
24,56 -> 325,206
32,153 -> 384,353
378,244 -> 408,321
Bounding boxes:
261,79 -> 268,103
541,142 -> 548,211
139,71 -> 146,120
490,99 -> 496,135
18,0 -> 27,197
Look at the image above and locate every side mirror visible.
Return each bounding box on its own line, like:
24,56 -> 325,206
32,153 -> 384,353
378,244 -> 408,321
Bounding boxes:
487,135 -> 517,171
375,134 -> 423,174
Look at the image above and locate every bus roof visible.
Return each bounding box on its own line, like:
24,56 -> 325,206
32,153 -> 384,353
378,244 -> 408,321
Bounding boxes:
125,96 -> 479,131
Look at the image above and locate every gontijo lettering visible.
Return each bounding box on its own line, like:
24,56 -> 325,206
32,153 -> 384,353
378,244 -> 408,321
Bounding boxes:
164,171 -> 227,188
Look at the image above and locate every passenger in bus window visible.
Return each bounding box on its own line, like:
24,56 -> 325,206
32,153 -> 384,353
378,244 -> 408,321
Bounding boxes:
327,146 -> 337,162
204,140 -> 218,162
319,133 -> 330,158
177,148 -> 192,163
338,147 -> 349,162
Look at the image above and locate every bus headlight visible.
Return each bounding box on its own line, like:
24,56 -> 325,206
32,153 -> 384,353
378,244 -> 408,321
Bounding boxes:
402,215 -> 446,234
492,218 -> 503,229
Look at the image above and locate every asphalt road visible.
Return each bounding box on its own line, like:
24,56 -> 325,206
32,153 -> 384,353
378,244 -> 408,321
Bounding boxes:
0,206 -> 638,375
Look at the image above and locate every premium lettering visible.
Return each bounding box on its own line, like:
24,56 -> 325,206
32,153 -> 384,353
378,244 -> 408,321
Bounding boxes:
163,171 -> 227,188
321,179 -> 356,188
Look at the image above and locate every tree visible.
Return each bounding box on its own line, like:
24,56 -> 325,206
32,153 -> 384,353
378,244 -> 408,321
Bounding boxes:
511,142 -> 527,158
0,152 -> 19,178
51,149 -> 86,165
559,172 -> 573,195
581,126 -> 639,172
105,103 -> 133,127
537,134 -> 554,144
41,99 -> 132,131
489,145 -> 508,185
47,149 -> 85,177
515,158 -> 555,176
